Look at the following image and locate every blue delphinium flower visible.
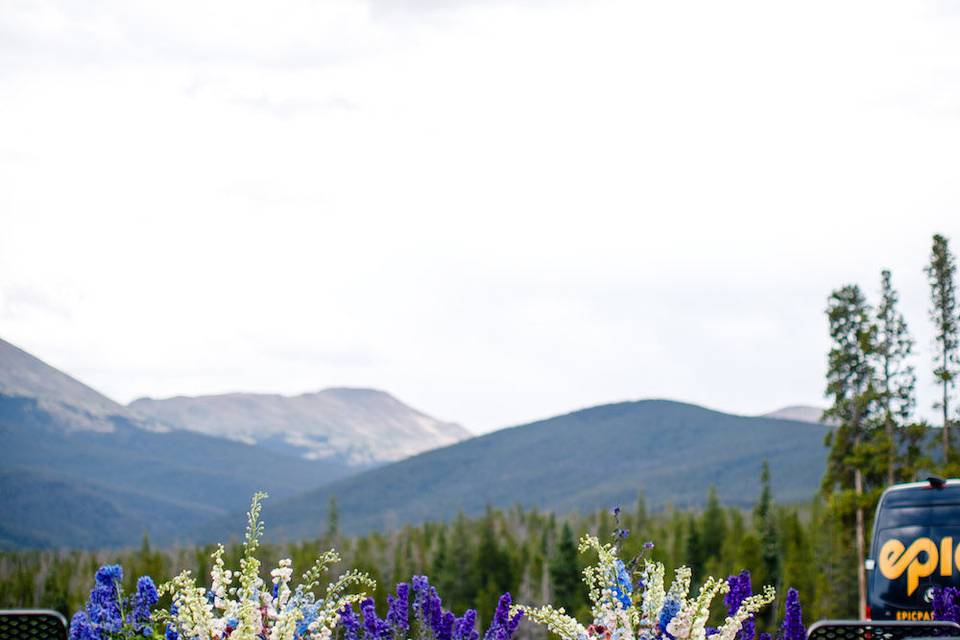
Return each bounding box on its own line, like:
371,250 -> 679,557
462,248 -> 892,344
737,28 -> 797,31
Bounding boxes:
87,564 -> 124,634
609,560 -> 633,608
164,604 -> 179,640
70,564 -> 160,640
657,597 -> 681,638
131,576 -> 159,630
68,612 -> 95,640
724,570 -> 754,640
781,588 -> 805,640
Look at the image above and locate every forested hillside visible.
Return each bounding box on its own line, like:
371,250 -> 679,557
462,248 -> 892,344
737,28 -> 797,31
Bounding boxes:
0,474 -> 854,636
241,400 -> 830,538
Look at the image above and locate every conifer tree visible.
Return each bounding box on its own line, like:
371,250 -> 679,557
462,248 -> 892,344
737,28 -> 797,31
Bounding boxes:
926,234 -> 959,463
685,514 -> 705,581
325,495 -> 339,544
823,284 -> 877,619
702,486 -> 727,562
875,269 -> 916,484
754,462 -> 780,606
549,523 -> 583,615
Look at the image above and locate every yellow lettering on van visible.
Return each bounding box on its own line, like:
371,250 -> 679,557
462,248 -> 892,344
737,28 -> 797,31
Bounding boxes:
942,537 -> 954,576
879,538 -> 938,595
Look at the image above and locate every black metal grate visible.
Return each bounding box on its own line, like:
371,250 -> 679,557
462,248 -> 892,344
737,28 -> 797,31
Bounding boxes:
808,621 -> 960,640
0,611 -> 67,640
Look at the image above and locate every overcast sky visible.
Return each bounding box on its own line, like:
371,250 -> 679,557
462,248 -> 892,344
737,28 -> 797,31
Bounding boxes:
1,0 -> 959,433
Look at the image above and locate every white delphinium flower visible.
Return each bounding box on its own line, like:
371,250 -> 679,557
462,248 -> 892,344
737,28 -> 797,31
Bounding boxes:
269,605 -> 303,640
639,562 -> 665,626
666,567 -> 691,605
709,586 -> 776,640
308,570 -> 376,638
159,571 -> 216,640
210,544 -> 233,610
578,535 -> 622,620
270,559 -> 295,617
232,492 -> 269,640
521,604 -> 588,640
666,578 -> 728,640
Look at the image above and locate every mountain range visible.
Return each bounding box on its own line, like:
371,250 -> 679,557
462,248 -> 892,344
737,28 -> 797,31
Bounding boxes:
1,337 -> 834,549
0,338 -> 466,548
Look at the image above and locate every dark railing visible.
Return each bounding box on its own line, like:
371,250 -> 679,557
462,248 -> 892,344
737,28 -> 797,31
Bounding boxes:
0,610 -> 67,640
808,621 -> 960,640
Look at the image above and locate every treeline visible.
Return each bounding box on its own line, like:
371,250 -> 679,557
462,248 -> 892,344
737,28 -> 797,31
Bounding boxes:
1,465 -> 854,635
821,233 -> 960,617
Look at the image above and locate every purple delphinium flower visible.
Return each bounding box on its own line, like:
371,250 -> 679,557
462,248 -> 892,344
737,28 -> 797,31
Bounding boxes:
725,571 -> 754,640
484,593 -> 523,640
437,611 -> 456,640
412,575 -> 434,628
361,597 -> 392,640
454,610 -> 479,640
780,588 -> 805,640
341,604 -> 363,640
933,586 -> 960,624
759,633 -> 772,640
388,583 -> 411,636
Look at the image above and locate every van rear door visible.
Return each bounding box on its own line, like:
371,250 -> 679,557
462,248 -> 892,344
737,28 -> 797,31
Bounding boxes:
869,484 -> 960,620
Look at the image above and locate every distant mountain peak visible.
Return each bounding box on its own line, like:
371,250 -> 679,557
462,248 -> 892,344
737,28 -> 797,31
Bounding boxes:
0,337 -> 142,432
761,405 -> 830,425
130,387 -> 470,466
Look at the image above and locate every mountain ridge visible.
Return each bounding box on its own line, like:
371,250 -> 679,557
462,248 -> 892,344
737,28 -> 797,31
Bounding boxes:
200,398 -> 832,541
130,387 -> 469,465
0,338 -> 151,433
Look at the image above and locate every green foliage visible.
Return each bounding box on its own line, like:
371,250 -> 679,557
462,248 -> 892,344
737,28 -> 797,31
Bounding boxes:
926,233 -> 959,463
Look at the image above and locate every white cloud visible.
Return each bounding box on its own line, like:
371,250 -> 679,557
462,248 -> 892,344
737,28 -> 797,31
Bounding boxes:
1,0 -> 959,431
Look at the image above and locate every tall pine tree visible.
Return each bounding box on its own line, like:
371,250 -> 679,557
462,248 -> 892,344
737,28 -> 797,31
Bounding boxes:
549,523 -> 584,615
926,234 -> 958,464
823,284 -> 877,619
754,461 -> 780,624
875,269 -> 916,484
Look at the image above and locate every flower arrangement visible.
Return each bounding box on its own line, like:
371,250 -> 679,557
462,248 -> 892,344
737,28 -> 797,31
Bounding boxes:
339,575 -> 523,640
159,492 -> 375,640
521,512 -> 776,640
69,564 -> 159,640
